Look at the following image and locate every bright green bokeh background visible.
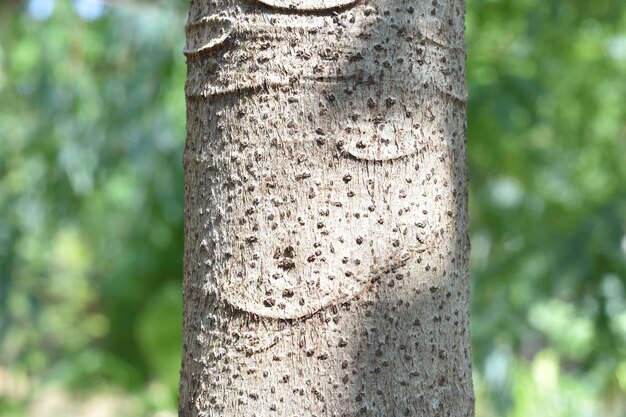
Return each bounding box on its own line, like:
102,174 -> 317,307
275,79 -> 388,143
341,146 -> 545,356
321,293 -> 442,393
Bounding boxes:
1,0 -> 625,416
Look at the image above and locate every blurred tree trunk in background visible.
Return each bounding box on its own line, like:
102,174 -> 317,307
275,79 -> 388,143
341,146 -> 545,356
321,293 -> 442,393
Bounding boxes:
180,0 -> 473,415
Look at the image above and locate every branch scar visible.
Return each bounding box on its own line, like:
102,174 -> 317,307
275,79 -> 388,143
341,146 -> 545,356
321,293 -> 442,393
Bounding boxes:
184,16 -> 235,57
254,0 -> 359,12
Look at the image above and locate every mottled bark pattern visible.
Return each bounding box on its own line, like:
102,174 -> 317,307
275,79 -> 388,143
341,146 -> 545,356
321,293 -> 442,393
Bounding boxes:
181,0 -> 473,415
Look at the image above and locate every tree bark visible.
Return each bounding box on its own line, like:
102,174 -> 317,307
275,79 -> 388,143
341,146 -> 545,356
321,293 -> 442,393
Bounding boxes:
180,0 -> 473,416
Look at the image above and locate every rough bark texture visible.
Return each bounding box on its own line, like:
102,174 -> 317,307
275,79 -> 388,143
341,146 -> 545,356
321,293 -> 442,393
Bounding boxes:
181,0 -> 473,416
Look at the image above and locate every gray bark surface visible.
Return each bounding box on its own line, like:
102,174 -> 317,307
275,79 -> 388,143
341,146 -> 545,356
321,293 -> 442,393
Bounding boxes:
181,0 -> 473,415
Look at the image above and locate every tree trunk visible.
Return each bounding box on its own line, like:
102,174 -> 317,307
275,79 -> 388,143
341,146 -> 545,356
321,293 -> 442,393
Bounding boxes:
180,0 -> 473,416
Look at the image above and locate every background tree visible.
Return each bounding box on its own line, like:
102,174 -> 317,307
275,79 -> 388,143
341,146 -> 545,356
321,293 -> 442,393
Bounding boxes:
180,0 -> 473,415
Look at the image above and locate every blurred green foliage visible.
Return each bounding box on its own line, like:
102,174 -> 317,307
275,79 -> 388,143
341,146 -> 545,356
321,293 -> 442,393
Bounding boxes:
1,1 -> 187,414
467,0 -> 626,415
0,0 -> 625,416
